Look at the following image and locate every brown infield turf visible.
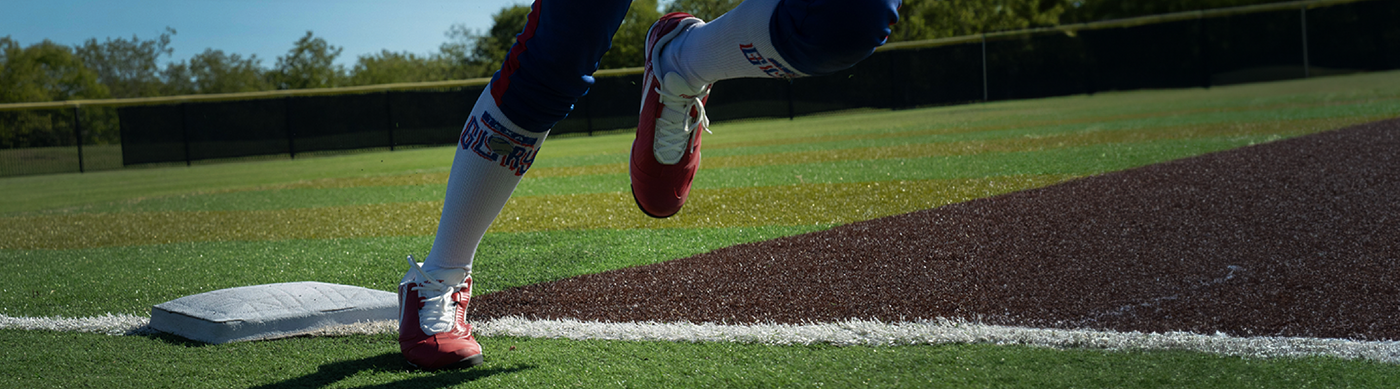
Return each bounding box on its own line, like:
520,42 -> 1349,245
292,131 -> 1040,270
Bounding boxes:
472,118 -> 1400,341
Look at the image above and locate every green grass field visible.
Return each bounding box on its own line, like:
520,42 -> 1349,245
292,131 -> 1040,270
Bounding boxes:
4,71 -> 1400,388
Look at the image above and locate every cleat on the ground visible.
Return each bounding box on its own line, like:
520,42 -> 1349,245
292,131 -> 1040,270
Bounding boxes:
398,256 -> 484,369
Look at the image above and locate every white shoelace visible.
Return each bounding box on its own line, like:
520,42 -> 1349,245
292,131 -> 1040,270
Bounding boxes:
653,81 -> 712,165
406,256 -> 468,333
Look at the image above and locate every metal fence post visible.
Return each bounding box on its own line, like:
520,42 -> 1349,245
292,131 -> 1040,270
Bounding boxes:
982,34 -> 990,102
1301,6 -> 1310,78
1199,16 -> 1212,89
384,91 -> 396,151
72,105 -> 84,173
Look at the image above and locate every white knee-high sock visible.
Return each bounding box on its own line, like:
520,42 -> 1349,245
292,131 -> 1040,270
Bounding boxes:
421,89 -> 548,275
660,0 -> 807,88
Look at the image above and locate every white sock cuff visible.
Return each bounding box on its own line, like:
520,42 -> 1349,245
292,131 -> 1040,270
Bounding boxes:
459,90 -> 550,177
722,0 -> 805,79
419,262 -> 471,278
665,0 -> 807,86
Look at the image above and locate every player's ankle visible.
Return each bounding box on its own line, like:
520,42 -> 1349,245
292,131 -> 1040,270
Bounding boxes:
657,23 -> 712,90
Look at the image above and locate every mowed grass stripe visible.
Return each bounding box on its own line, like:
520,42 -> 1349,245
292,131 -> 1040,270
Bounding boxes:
526,96 -> 1397,172
660,78 -> 1400,155
700,115 -> 1373,167
37,185 -> 450,215
26,140 -> 1110,215
15,130 -> 1197,217
700,99 -> 1400,159
0,227 -> 821,317
337,114 -> 1375,183
1,175 -> 1069,250
35,117 -> 1358,216
514,137 -> 1268,196
0,146 -> 458,215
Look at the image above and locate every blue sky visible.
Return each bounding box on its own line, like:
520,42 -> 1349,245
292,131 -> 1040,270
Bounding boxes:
2,0 -> 529,67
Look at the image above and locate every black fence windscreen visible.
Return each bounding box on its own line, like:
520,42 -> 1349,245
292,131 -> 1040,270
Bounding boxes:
562,74 -> 645,134
1309,0 -> 1400,72
389,87 -> 483,146
892,44 -> 986,106
117,88 -> 483,166
1082,19 -> 1206,92
118,104 -> 187,166
1205,9 -> 1307,85
186,98 -> 290,160
7,0 -> 1388,174
288,93 -> 392,154
987,32 -> 1093,100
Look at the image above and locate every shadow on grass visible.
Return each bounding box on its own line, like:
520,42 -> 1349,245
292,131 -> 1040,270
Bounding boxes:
142,331 -> 216,347
249,351 -> 532,388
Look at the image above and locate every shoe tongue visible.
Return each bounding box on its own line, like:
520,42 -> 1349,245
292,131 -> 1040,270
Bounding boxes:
426,268 -> 467,285
661,72 -> 704,98
659,72 -> 703,129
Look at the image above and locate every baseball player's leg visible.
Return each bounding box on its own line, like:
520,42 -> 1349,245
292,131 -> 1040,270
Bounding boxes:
401,0 -> 632,370
423,0 -> 630,275
631,0 -> 900,217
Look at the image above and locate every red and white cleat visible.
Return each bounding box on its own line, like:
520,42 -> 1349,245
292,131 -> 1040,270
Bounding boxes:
630,12 -> 712,219
398,256 -> 484,370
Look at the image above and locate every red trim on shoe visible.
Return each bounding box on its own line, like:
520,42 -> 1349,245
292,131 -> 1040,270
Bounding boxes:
490,0 -> 544,106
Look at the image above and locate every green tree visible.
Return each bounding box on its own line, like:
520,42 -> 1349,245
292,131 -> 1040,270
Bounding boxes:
664,0 -> 1075,44
270,31 -> 346,90
349,50 -> 455,85
600,0 -> 662,69
472,4 -> 533,76
0,38 -> 108,104
451,1 -> 661,72
1062,0 -> 1301,23
891,0 -> 1075,42
74,27 -> 175,98
0,37 -> 110,148
438,23 -> 491,79
164,49 -> 270,94
160,61 -> 194,95
439,23 -> 475,66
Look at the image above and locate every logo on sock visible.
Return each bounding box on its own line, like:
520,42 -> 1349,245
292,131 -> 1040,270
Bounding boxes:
739,43 -> 797,79
459,112 -> 539,176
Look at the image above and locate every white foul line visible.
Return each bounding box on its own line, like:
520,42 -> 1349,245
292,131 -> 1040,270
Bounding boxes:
4,313 -> 1398,363
0,313 -> 153,336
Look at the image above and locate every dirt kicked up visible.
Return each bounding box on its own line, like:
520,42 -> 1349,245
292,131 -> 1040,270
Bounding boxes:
472,118 -> 1400,341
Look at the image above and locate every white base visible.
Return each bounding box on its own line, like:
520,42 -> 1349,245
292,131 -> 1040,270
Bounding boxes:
148,281 -> 397,344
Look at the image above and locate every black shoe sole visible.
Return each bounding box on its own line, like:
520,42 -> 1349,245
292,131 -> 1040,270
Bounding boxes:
631,188 -> 679,219
445,354 -> 486,369
407,354 -> 485,371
